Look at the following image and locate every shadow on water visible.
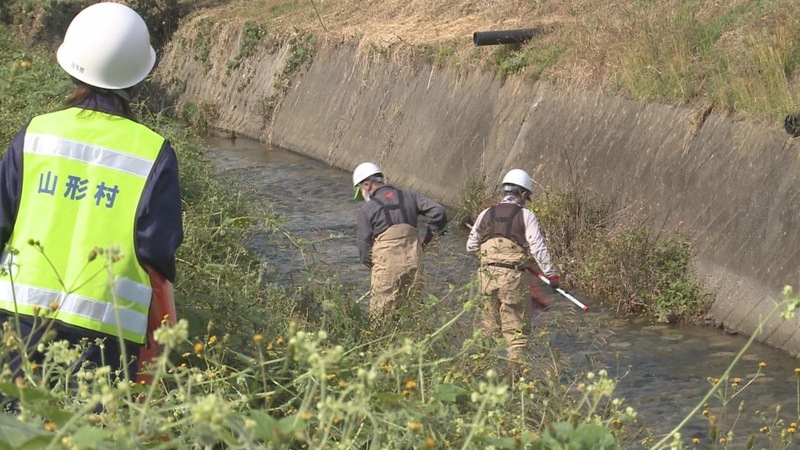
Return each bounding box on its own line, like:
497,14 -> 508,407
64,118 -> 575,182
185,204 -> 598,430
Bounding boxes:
207,135 -> 799,444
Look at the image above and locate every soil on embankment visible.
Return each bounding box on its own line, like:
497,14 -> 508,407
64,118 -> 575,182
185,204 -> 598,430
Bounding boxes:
151,2 -> 800,356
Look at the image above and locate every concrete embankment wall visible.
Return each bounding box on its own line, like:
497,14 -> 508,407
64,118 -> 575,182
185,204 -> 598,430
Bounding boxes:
155,21 -> 800,356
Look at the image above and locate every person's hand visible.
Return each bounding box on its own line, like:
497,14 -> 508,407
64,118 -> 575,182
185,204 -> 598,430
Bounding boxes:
546,274 -> 561,291
422,229 -> 434,248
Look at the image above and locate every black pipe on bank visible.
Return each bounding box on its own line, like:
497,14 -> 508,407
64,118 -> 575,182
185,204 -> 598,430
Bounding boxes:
473,28 -> 541,46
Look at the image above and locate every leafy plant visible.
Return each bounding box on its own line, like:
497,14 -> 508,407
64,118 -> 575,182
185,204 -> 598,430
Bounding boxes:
227,21 -> 269,73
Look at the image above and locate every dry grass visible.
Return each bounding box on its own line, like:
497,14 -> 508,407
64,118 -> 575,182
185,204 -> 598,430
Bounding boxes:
182,0 -> 800,120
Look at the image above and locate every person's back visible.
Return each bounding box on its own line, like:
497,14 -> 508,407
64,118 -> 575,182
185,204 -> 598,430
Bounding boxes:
466,169 -> 558,381
352,163 -> 447,324
0,2 -> 183,383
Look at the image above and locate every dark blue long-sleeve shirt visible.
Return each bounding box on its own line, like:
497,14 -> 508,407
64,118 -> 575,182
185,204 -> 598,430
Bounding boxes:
0,95 -> 184,282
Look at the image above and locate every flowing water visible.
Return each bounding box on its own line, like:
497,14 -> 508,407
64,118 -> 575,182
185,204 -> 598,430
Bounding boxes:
207,136 -> 800,446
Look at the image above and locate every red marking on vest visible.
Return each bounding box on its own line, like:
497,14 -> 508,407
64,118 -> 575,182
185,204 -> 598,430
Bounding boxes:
384,191 -> 395,200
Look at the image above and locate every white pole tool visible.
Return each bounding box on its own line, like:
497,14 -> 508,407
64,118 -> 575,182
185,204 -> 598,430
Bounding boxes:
531,270 -> 589,312
465,222 -> 589,312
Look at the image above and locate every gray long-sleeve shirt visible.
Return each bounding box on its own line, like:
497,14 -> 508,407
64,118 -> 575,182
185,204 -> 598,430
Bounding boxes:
356,185 -> 447,266
466,195 -> 557,276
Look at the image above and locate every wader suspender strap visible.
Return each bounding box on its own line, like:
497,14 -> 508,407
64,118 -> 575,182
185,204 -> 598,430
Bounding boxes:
488,204 -> 522,240
372,190 -> 410,226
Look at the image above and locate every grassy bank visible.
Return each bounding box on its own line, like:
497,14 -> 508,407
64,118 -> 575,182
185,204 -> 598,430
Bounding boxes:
3,2 -> 800,449
3,0 -> 799,123
154,0 -> 800,124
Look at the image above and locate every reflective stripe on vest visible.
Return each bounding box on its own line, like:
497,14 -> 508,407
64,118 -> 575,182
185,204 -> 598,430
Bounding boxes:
0,108 -> 163,343
0,280 -> 147,339
24,133 -> 156,178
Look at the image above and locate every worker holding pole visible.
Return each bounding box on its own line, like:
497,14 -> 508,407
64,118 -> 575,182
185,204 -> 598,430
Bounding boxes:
466,169 -> 559,379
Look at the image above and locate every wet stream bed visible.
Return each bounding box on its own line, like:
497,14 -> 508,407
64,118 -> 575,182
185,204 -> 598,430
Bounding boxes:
207,136 -> 799,444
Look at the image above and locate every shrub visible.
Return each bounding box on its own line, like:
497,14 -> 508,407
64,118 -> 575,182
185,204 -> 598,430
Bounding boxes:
530,188 -> 710,323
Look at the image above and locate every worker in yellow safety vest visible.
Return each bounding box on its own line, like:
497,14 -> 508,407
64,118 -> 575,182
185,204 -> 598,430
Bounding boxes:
0,2 -> 183,384
466,169 -> 560,372
353,162 -> 448,325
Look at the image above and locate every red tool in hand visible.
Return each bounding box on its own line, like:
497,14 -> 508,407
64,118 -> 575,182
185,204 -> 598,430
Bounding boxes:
527,268 -> 589,312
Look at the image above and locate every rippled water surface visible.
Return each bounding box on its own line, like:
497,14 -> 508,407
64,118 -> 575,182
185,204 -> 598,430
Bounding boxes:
207,136 -> 799,445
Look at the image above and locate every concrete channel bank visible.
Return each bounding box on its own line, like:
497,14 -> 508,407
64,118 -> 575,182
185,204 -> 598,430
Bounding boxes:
154,20 -> 800,356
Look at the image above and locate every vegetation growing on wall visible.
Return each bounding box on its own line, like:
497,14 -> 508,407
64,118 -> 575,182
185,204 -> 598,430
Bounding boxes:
227,21 -> 270,74
177,0 -> 800,124
191,18 -> 215,72
260,28 -> 317,123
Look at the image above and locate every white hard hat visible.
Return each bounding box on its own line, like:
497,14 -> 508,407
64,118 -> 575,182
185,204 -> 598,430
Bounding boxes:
56,2 -> 156,90
502,169 -> 533,192
352,162 -> 383,186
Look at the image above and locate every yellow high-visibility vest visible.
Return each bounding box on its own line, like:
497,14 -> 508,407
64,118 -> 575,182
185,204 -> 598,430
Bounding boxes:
0,107 -> 164,344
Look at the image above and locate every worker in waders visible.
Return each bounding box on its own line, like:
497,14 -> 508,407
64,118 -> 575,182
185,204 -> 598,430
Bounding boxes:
466,169 -> 559,378
353,162 -> 447,325
0,3 -> 183,388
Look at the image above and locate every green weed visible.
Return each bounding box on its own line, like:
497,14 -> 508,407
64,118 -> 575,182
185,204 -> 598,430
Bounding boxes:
572,224 -> 710,322
531,189 -> 610,264
283,28 -> 316,76
260,28 -> 316,123
178,100 -> 218,137
227,21 -> 269,74
419,42 -> 458,69
454,172 -> 494,227
493,41 -> 564,79
193,18 -> 214,71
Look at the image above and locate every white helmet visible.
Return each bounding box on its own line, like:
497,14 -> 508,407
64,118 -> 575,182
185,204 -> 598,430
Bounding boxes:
56,2 -> 156,90
352,162 -> 383,186
502,169 -> 533,192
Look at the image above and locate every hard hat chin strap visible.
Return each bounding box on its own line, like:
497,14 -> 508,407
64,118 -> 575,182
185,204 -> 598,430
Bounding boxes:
112,88 -> 132,103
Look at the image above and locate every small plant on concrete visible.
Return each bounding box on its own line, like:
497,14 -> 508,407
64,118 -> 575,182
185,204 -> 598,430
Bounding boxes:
227,21 -> 269,74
